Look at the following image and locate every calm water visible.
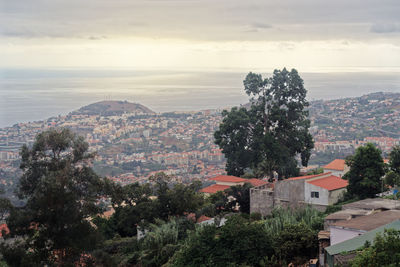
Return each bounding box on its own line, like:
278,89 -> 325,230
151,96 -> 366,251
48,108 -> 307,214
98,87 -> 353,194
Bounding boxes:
1,68 -> 400,128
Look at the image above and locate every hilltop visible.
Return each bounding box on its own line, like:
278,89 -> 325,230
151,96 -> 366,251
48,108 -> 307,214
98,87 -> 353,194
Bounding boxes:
309,92 -> 400,140
73,100 -> 155,116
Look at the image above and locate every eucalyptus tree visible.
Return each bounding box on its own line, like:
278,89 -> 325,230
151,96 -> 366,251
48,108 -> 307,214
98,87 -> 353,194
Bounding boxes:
215,68 -> 314,178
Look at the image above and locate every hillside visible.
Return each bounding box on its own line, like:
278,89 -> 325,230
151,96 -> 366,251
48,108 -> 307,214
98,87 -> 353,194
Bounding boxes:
73,100 -> 155,116
309,92 -> 400,140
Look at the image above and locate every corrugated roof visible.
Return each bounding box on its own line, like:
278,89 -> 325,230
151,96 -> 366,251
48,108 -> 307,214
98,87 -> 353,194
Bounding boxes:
307,175 -> 348,191
209,175 -> 247,183
323,159 -> 346,171
331,210 -> 400,232
325,209 -> 369,220
342,198 -> 400,211
326,220 -> 400,256
200,184 -> 230,194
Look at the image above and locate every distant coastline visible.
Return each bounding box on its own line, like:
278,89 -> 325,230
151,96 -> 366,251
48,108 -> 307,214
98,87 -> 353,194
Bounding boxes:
1,68 -> 400,128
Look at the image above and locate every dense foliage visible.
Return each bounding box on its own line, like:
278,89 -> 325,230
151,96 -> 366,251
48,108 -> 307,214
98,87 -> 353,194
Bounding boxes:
385,145 -> 400,187
215,68 -> 314,178
344,143 -> 385,199
351,229 -> 400,267
1,128 -> 111,266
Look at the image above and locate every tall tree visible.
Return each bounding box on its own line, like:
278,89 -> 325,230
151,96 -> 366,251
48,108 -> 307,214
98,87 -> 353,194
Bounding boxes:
389,145 -> 400,176
344,143 -> 385,199
215,68 -> 313,178
2,128 -> 110,266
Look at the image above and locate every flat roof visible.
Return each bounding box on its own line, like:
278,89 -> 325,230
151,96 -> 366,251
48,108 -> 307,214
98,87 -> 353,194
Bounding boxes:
325,209 -> 370,220
331,210 -> 400,232
342,198 -> 400,211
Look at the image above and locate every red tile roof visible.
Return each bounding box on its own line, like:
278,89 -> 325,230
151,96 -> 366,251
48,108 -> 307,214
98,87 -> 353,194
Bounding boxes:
323,159 -> 346,171
287,172 -> 331,181
0,224 -> 9,237
307,175 -> 348,191
209,175 -> 247,183
187,213 -> 212,223
200,184 -> 230,194
247,178 -> 268,187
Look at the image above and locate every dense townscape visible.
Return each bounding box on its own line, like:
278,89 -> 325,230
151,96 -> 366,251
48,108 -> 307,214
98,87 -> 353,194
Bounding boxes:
0,101 -> 226,202
2,93 -> 400,197
1,71 -> 400,266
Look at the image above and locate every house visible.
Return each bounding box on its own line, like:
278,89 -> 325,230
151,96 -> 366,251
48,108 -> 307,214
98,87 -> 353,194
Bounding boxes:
318,198 -> 400,265
324,220 -> 400,267
200,175 -> 268,196
329,210 -> 400,245
250,172 -> 348,215
322,159 -> 348,177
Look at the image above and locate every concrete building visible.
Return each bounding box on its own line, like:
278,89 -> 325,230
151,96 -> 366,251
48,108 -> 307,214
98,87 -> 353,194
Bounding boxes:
325,220 -> 400,267
250,172 -> 348,215
329,210 -> 400,245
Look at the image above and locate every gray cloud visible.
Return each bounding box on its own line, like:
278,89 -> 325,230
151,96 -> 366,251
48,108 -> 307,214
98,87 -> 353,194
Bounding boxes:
370,23 -> 400,33
251,23 -> 273,30
1,0 -> 400,42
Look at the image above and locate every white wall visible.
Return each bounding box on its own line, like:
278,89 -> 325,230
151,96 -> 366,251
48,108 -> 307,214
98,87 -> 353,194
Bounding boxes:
329,226 -> 364,245
304,183 -> 329,206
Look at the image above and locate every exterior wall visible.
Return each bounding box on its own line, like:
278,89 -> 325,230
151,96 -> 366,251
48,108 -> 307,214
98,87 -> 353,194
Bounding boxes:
250,186 -> 274,216
305,183 -> 329,206
274,180 -> 305,203
329,226 -> 364,245
328,188 -> 346,205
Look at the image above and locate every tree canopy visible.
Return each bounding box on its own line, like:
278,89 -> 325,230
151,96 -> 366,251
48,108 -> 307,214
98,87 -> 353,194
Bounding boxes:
344,143 -> 385,199
1,128 -> 111,266
351,229 -> 400,267
385,145 -> 400,187
214,68 -> 314,178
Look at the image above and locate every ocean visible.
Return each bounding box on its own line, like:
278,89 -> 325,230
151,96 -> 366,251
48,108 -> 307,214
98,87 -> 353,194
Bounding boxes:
1,68 -> 400,128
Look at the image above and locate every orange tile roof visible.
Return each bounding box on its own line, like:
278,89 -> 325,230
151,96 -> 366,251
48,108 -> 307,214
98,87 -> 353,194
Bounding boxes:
307,175 -> 348,191
187,213 -> 212,223
287,172 -> 330,181
0,224 -> 9,237
209,175 -> 247,183
247,178 -> 268,187
200,184 -> 230,194
323,159 -> 346,171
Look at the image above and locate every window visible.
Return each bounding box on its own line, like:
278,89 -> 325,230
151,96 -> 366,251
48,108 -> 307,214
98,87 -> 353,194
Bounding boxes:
311,191 -> 319,198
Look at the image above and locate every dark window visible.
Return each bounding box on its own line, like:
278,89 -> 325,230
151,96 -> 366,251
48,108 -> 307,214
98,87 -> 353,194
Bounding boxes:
311,191 -> 319,198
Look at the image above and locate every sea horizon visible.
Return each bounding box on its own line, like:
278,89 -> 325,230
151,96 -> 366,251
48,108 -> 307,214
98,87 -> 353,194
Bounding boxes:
1,68 -> 400,128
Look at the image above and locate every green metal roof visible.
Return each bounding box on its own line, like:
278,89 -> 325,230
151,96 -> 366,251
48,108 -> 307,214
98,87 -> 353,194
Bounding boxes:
325,219 -> 400,256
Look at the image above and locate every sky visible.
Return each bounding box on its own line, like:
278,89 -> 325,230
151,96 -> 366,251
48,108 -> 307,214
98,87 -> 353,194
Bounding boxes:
1,0 -> 400,72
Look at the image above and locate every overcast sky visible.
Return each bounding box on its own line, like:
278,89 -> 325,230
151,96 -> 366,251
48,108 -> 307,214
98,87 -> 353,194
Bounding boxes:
1,0 -> 400,71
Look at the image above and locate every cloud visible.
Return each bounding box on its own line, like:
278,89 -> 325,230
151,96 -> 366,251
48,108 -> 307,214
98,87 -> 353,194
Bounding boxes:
370,23 -> 400,33
1,0 -> 400,42
251,23 -> 273,30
